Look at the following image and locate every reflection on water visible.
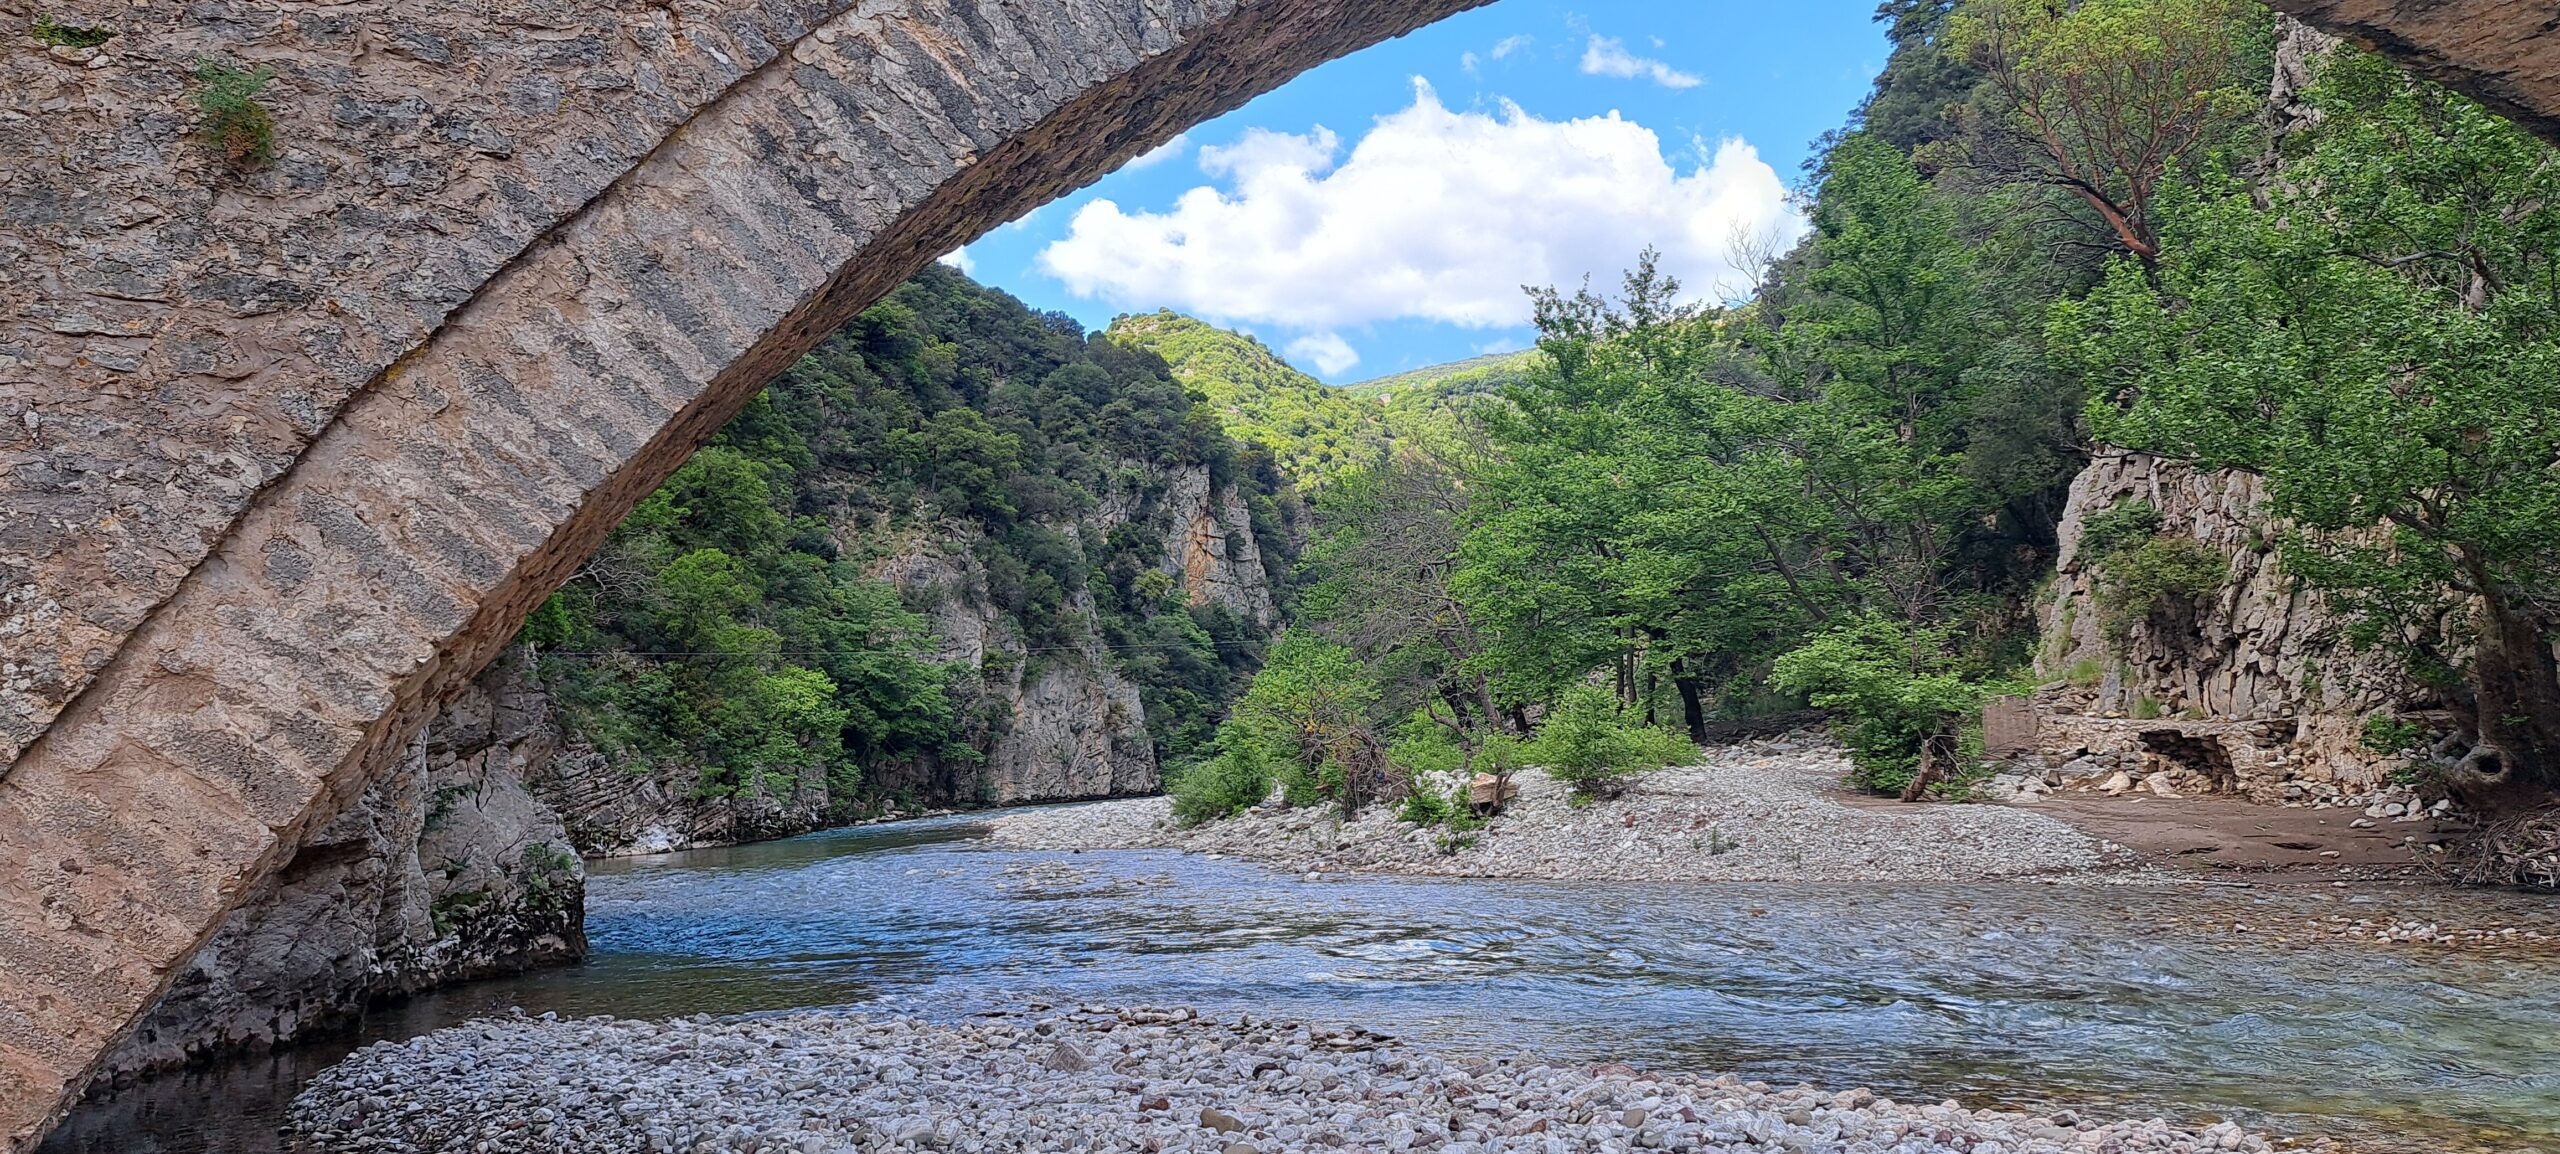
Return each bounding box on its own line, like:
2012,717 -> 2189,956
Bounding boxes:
47,810 -> 2560,1153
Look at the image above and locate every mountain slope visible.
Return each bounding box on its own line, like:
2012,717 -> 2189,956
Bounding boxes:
1103,311 -> 1390,488
1346,349 -> 1540,441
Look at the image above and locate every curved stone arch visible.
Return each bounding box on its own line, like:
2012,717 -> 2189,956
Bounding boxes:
0,1 -> 1489,1142
3,0 -> 2558,1145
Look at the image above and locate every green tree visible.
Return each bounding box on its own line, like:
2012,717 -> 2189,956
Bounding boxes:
2054,52 -> 2560,803
1522,685 -> 1696,803
1944,0 -> 2268,261
1227,631 -> 1385,811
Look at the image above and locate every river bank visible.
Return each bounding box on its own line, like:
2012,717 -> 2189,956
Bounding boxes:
53,810 -> 2560,1154
989,734 -> 2134,883
289,1004 -> 2293,1154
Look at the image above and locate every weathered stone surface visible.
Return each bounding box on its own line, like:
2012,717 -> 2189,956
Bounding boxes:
1160,463 -> 1281,629
2266,1 -> 2560,146
103,653 -> 582,1074
2031,453 -> 2415,799
4,0 -> 2557,1146
0,2 -> 1496,1144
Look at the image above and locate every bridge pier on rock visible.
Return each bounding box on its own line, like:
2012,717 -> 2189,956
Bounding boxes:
6,0 -> 2560,1148
0,1 -> 1494,1145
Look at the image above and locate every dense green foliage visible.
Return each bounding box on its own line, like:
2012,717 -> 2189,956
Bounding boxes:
1771,618 -> 2006,795
527,268 -> 1287,814
1343,350 -> 1543,444
1105,312 -> 1391,488
1520,686 -> 1695,803
1181,0 -> 2288,805
2055,50 -> 2560,797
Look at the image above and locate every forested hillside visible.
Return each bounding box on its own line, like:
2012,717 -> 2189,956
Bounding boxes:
1164,0 -> 2560,884
1104,311 -> 1392,487
518,268 -> 1296,839
1343,350 -> 1542,446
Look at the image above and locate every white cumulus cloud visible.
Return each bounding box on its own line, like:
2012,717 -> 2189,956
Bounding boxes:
1491,34 -> 1533,60
1286,332 -> 1361,376
1036,81 -> 1801,332
938,247 -> 975,275
1580,35 -> 1701,89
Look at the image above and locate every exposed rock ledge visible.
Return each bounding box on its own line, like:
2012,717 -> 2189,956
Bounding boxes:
287,1005 -> 2287,1154
106,655 -> 583,1076
988,735 -> 2131,883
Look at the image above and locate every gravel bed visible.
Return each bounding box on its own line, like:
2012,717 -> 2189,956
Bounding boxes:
986,736 -> 2129,883
288,1005 -> 2287,1154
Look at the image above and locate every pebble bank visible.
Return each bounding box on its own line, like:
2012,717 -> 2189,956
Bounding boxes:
289,1005 -> 2288,1154
987,736 -> 2129,883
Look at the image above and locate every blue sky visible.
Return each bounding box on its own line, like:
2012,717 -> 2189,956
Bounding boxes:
947,2 -> 1892,383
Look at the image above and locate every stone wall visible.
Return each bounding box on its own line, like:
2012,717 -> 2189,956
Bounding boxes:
106,654 -> 582,1075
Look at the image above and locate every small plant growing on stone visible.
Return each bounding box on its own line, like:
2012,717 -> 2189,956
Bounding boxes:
2361,714 -> 2430,757
193,58 -> 279,165
34,15 -> 114,47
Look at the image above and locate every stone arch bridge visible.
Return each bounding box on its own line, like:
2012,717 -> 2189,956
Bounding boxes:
0,0 -> 2551,1144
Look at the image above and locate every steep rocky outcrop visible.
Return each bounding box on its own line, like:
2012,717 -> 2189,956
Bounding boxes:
518,458 -> 1279,854
109,655 -> 583,1075
2024,452 -> 2422,803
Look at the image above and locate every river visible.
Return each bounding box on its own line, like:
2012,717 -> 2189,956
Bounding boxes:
44,810 -> 2560,1153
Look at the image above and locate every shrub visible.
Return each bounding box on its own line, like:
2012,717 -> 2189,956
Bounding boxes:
2096,536 -> 2227,644
193,58 -> 278,165
2078,498 -> 2163,559
34,15 -> 114,47
1168,742 -> 1274,826
1524,685 -> 1694,800
1771,617 -> 2002,795
1396,788 -> 1457,826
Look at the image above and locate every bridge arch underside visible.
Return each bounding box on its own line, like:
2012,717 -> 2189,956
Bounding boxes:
0,0 -> 2552,1145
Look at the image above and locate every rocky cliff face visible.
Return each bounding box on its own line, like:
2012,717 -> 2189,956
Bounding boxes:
521,457 -> 1281,853
878,461 -> 1278,806
111,378 -> 1285,1075
110,655 -> 583,1075
2025,452 -> 2421,803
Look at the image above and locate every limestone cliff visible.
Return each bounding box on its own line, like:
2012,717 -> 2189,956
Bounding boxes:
878,461 -> 1278,806
110,655 -> 582,1074
2025,452 -> 2423,802
522,457 -> 1281,852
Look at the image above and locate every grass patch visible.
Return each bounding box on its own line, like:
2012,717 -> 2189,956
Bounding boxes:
33,15 -> 114,48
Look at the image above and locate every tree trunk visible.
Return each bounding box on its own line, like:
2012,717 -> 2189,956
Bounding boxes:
1670,658 -> 1708,745
2452,583 -> 2560,811
1901,725 -> 1956,803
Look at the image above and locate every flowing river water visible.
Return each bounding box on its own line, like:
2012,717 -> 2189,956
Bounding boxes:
45,811 -> 2560,1153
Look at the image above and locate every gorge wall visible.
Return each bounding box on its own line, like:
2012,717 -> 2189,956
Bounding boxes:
108,290 -> 1289,1065
2022,453 -> 2423,804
